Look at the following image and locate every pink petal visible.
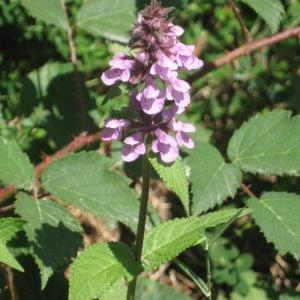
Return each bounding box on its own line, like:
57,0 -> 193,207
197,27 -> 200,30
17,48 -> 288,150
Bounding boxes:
176,132 -> 194,149
171,78 -> 190,92
157,51 -> 178,70
143,84 -> 160,98
122,145 -> 140,162
160,145 -> 179,163
172,25 -> 184,36
101,69 -> 123,85
101,128 -> 121,141
135,143 -> 146,155
140,97 -> 164,115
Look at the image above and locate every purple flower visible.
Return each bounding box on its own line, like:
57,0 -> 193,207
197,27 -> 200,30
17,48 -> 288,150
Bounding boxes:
152,129 -> 179,163
102,119 -> 129,141
122,132 -> 146,162
101,54 -> 134,85
166,78 -> 191,108
100,2 -> 203,163
136,78 -> 165,115
149,51 -> 178,81
168,120 -> 196,149
150,62 -> 177,81
171,43 -> 204,70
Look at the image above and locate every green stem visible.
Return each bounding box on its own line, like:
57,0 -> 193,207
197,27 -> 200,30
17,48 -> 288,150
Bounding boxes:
127,154 -> 151,300
205,239 -> 212,300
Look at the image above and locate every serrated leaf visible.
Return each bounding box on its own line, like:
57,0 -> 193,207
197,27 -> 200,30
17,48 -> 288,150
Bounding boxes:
15,193 -> 83,288
187,142 -> 242,215
0,218 -> 26,243
136,278 -> 193,300
0,138 -> 35,189
228,110 -> 300,176
247,192 -> 300,259
198,208 -> 250,230
42,152 -> 140,230
148,154 -> 190,215
0,218 -> 26,271
20,0 -> 69,30
142,217 -> 205,271
0,244 -> 24,272
69,242 -> 141,300
239,0 -> 284,32
76,0 -> 136,43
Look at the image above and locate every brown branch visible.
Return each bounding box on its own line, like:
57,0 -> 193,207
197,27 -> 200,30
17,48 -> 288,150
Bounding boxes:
0,131 -> 102,204
60,0 -> 86,130
0,185 -> 16,205
35,131 -> 102,179
188,26 -> 300,83
0,204 -> 15,214
229,0 -> 251,42
241,182 -> 256,198
5,266 -> 18,300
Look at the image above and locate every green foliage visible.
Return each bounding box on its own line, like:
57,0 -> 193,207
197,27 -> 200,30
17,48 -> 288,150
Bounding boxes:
15,193 -> 83,288
42,152 -> 141,230
187,142 -> 242,215
198,208 -> 250,230
135,277 -> 193,300
1,0 -> 300,298
247,192 -> 300,259
228,110 -> 300,176
211,238 -> 258,297
142,217 -> 205,271
239,0 -> 284,33
69,242 -> 141,300
175,258 -> 210,297
0,218 -> 26,271
76,0 -> 136,43
148,153 -> 190,215
0,137 -> 34,189
20,0 -> 69,30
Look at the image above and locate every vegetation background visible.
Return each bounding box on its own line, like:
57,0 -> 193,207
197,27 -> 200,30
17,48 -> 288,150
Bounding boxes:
0,0 -> 300,299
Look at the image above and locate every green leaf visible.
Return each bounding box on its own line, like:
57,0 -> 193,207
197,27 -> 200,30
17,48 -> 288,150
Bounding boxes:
200,208 -> 251,248
0,218 -> 26,243
136,278 -> 193,300
27,62 -> 73,97
24,62 -> 94,147
247,192 -> 300,259
15,193 -> 83,288
69,242 -> 141,300
142,217 -> 206,271
102,84 -> 130,106
174,259 -> 210,297
148,154 -> 190,215
101,280 -> 127,300
187,142 -> 242,215
228,110 -> 300,176
0,218 -> 26,271
0,138 -> 35,189
76,0 -> 136,43
239,0 -> 284,32
20,0 -> 69,30
42,152 -> 140,231
0,244 -> 24,272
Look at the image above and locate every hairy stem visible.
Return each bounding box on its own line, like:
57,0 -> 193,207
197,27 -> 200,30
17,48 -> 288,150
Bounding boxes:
127,154 -> 151,300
